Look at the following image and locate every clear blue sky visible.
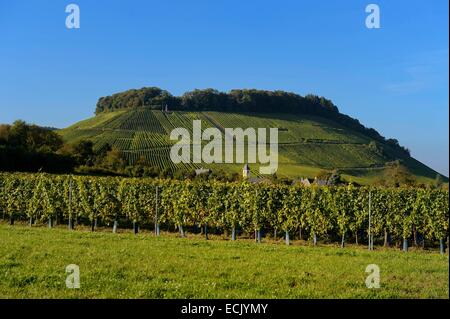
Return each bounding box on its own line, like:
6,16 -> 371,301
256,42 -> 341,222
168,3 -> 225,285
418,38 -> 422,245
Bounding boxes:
1,0 -> 448,176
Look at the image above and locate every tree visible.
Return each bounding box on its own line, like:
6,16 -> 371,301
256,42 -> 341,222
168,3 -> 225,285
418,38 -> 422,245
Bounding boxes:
380,162 -> 415,187
434,174 -> 444,189
0,124 -> 10,145
58,139 -> 95,166
7,120 -> 28,147
102,147 -> 126,171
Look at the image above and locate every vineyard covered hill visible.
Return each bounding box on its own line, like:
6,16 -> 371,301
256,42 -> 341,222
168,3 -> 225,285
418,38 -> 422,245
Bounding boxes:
59,108 -> 440,183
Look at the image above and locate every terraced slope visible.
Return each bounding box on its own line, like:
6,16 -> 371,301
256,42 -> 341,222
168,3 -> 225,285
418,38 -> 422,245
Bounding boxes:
59,108 -> 440,183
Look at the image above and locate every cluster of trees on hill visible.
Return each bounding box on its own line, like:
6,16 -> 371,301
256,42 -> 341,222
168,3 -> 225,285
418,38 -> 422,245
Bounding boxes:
0,120 -> 72,172
94,87 -> 409,154
95,87 -> 338,115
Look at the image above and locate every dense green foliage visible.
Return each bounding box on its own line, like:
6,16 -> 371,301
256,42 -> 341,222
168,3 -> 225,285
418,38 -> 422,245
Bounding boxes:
1,173 -> 448,249
0,120 -> 73,172
0,224 -> 448,298
95,87 -> 339,115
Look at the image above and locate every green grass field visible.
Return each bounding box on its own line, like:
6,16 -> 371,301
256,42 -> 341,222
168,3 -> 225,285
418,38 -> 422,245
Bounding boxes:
59,108 -> 441,183
0,223 -> 448,298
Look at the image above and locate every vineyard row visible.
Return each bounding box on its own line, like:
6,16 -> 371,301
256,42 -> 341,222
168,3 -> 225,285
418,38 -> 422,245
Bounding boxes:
0,173 -> 448,252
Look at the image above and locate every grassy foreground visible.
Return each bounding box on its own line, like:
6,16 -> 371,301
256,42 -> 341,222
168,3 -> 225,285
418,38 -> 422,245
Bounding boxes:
0,223 -> 448,299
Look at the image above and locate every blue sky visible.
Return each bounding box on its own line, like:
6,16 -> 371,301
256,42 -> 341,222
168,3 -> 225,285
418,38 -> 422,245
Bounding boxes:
0,0 -> 448,176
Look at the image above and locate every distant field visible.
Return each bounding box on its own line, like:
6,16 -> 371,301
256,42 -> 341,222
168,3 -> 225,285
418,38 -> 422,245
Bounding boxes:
59,108 -> 440,183
0,224 -> 448,298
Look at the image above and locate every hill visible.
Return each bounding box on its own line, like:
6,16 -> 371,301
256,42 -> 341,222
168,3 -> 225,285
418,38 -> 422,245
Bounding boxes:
59,107 -> 442,184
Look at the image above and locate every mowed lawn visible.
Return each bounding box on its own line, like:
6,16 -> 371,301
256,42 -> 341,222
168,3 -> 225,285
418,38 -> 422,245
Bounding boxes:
0,223 -> 448,298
